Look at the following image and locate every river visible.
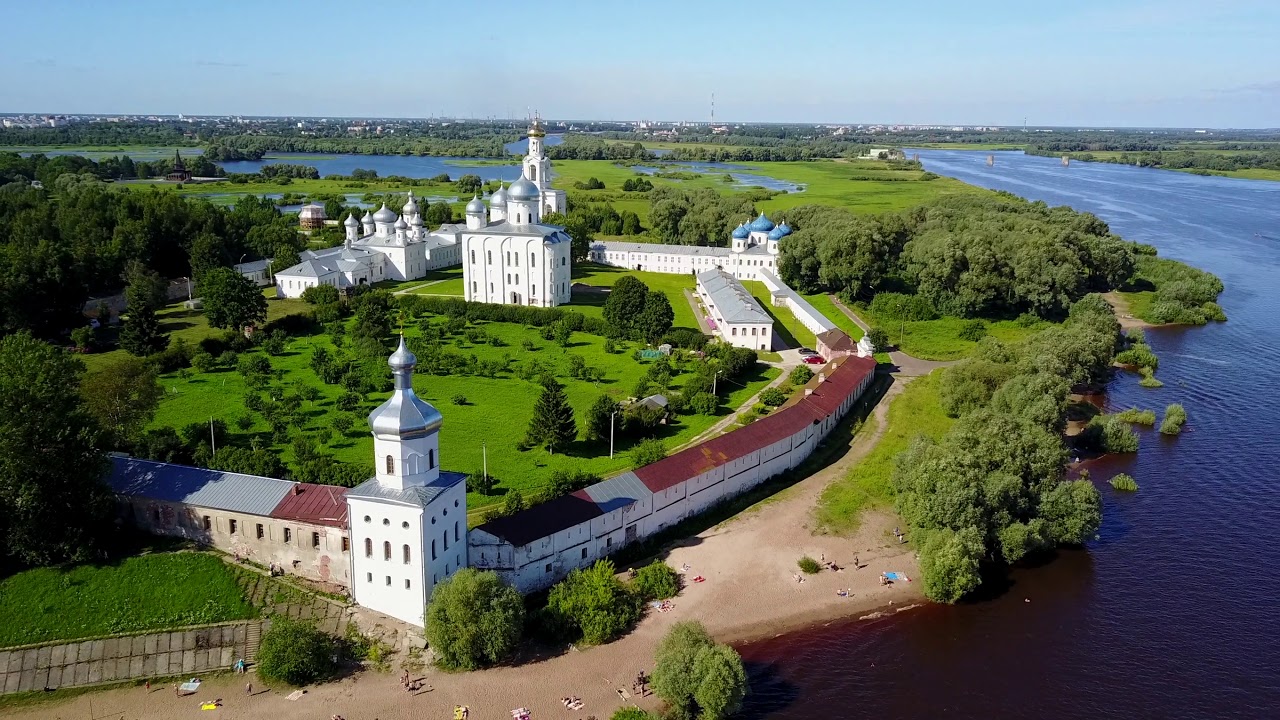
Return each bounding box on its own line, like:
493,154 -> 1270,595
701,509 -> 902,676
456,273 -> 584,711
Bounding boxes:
735,151 -> 1280,719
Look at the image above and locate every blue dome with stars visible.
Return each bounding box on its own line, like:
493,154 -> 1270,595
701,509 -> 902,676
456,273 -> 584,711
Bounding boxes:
731,223 -> 749,239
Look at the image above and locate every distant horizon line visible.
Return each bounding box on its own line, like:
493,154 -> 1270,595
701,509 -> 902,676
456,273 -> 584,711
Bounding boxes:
1,111 -> 1277,133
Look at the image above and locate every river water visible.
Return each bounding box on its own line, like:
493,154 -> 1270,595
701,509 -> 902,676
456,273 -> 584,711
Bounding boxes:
736,151 -> 1280,719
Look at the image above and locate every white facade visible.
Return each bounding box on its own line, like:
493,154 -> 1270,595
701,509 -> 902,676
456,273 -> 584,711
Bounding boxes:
469,355 -> 878,593
346,337 -> 467,626
696,269 -> 773,350
588,212 -> 791,282
523,115 -> 565,215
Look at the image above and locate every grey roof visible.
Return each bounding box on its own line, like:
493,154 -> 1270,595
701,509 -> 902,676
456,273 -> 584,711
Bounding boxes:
592,241 -> 730,258
234,259 -> 271,274
107,456 -> 293,516
582,471 -> 652,513
759,269 -> 837,332
273,258 -> 335,278
278,244 -> 379,278
369,337 -> 444,437
507,175 -> 540,201
697,269 -> 772,325
638,394 -> 668,410
345,471 -> 466,507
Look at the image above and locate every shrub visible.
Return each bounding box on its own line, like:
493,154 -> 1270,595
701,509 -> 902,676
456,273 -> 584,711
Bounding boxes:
919,527 -> 984,603
958,319 -> 988,342
1113,408 -> 1156,425
1115,344 -> 1158,371
752,402 -> 770,416
1110,473 -> 1139,491
797,556 -> 821,574
632,561 -> 680,601
867,328 -> 890,352
300,284 -> 340,306
1081,415 -> 1140,453
544,560 -> 640,646
759,387 -> 788,407
1138,367 -> 1164,388
255,618 -> 337,686
190,350 -> 215,373
424,569 -> 524,670
689,392 -> 718,416
1160,403 -> 1186,435
789,365 -> 814,386
869,292 -> 937,321
611,710 -> 657,720
631,438 -> 667,468
451,394 -> 468,405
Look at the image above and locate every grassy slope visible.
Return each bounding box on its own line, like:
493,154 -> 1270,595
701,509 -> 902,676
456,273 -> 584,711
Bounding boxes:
801,293 -> 865,341
855,304 -> 1048,361
0,553 -> 254,646
741,281 -> 817,350
814,372 -> 952,534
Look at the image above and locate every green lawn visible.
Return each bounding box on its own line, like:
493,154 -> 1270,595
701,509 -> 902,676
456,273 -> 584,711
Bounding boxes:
741,281 -> 816,350
750,161 -> 987,216
568,263 -> 700,331
814,372 -> 952,535
854,304 -> 1048,361
145,299 -> 776,520
402,266 -> 465,297
801,293 -> 865,341
0,553 -> 255,647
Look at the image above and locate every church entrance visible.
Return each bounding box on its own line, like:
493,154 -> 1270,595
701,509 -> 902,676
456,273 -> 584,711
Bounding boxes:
510,291 -> 521,304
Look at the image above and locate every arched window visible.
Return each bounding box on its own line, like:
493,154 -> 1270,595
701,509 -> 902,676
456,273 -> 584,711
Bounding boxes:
454,521 -> 459,542
443,530 -> 449,551
364,538 -> 372,557
530,254 -> 536,267
561,257 -> 566,266
383,541 -> 391,560
431,539 -> 436,560
403,544 -> 411,564
469,249 -> 475,263
385,455 -> 394,475
487,250 -> 492,264
428,449 -> 435,469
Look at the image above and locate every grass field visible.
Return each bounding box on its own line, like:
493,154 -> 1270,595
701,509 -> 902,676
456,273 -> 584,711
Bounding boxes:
741,281 -> 817,350
568,263 -> 701,331
813,372 -> 952,535
0,553 -> 255,647
854,303 -> 1048,361
801,292 -> 865,341
136,269 -> 774,518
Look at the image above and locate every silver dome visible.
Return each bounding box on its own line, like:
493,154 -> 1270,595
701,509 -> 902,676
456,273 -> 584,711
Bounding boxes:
369,336 -> 443,438
344,214 -> 359,227
465,195 -> 486,214
373,204 -> 397,223
490,183 -> 508,204
402,193 -> 418,214
361,210 -> 374,222
394,216 -> 408,230
507,175 -> 540,202
409,213 -> 424,226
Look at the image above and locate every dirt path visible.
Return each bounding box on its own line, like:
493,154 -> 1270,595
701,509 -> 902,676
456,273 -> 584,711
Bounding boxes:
827,295 -> 959,376
1102,291 -> 1152,331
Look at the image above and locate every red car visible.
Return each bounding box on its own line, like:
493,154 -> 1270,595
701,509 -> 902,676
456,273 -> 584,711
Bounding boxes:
802,355 -> 826,365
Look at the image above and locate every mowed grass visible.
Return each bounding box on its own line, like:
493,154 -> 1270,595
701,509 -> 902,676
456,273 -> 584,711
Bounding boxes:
568,263 -> 701,331
145,289 -> 776,519
855,304 -> 1048,361
801,292 -> 865,341
814,372 -> 952,535
741,281 -> 817,350
0,553 -> 255,647
752,161 -> 988,216
402,266 -> 465,297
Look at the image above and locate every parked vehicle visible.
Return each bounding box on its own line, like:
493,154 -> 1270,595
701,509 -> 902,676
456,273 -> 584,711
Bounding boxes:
803,355 -> 826,365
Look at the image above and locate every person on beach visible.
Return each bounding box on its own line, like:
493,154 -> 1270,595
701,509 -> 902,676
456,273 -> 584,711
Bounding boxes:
401,670 -> 409,688
854,555 -> 860,569
245,682 -> 252,695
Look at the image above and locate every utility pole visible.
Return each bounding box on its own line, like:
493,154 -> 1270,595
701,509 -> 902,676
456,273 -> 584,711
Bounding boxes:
610,411 -> 616,459
482,441 -> 488,486
209,417 -> 216,455
713,371 -> 719,397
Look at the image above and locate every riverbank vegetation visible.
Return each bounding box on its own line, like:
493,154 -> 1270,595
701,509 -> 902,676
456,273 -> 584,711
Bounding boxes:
890,295 -> 1118,602
1118,254 -> 1226,325
1160,404 -> 1187,435
1109,474 -> 1139,492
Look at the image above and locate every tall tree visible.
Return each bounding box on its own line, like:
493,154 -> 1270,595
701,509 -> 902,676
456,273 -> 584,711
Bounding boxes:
0,332 -> 112,565
424,569 -> 525,670
603,276 -> 649,338
639,290 -> 675,344
81,356 -> 163,446
201,267 -> 267,331
123,260 -> 168,312
118,304 -> 168,356
652,621 -> 748,720
524,375 -> 577,454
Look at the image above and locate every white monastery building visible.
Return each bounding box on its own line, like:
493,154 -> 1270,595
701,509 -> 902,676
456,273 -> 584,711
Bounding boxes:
696,269 -> 772,350
274,116 -> 570,304
588,212 -> 790,282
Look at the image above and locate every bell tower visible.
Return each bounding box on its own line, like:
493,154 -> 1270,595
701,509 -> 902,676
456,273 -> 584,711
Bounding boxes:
367,336 -> 443,491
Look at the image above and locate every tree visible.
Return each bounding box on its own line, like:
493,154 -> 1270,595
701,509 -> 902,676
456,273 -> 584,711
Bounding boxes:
867,328 -> 890,353
652,621 -> 748,720
123,260 -> 168,312
603,276 -> 649,337
639,291 -> 675,344
689,392 -> 718,416
424,569 -> 524,670
300,284 -> 339,306
759,387 -> 787,407
118,305 -> 168,356
584,394 -> 619,444
919,527 -> 985,603
201,267 -> 267,331
788,365 -> 814,386
545,559 -> 640,645
81,356 -> 162,445
524,376 -> 577,453
456,174 -> 482,194
0,332 -> 112,566
1039,480 -> 1102,545
254,618 -> 336,686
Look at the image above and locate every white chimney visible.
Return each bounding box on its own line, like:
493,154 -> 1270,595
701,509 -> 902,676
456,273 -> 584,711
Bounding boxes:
818,372 -> 826,384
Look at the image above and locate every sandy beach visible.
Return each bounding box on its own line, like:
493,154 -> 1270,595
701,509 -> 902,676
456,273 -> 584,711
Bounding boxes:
10,380 -> 921,720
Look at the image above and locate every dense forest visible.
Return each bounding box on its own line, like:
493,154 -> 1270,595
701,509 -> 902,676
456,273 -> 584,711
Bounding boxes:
1028,146 -> 1280,173
0,154 -> 300,336
0,150 -> 222,183
775,193 -> 1222,322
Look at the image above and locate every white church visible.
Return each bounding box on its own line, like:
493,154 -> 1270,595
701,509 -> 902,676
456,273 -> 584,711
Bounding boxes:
274,116 -> 570,306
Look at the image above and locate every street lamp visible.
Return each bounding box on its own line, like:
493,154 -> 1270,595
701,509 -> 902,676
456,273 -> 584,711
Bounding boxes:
610,410 -> 617,459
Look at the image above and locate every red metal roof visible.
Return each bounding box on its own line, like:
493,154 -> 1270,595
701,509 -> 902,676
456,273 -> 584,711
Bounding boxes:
269,483 -> 349,528
634,356 -> 876,494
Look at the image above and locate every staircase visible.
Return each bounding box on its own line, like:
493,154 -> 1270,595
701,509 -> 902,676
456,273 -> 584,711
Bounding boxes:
244,621 -> 263,662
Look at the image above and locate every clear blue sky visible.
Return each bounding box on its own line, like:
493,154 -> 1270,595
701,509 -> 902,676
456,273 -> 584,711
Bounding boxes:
2,0 -> 1277,127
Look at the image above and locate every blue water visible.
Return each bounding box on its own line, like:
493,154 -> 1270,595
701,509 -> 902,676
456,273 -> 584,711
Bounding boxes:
737,150 -> 1280,719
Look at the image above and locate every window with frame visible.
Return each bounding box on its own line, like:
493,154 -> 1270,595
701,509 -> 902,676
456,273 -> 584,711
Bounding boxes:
341,537 -> 350,553
364,537 -> 372,557
385,576 -> 391,586
312,532 -> 320,549
202,515 -> 212,531
428,449 -> 435,469
581,547 -> 588,559
385,455 -> 394,475
229,519 -> 238,534
284,527 -> 292,543
256,523 -> 264,540
405,579 -> 411,589
403,544 -> 411,564
383,541 -> 391,560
